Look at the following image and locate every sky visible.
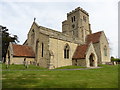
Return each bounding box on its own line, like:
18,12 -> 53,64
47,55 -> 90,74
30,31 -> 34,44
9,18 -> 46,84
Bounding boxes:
0,0 -> 118,57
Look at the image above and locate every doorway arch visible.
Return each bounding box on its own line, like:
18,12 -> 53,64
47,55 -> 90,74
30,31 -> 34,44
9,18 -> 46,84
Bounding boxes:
89,53 -> 95,67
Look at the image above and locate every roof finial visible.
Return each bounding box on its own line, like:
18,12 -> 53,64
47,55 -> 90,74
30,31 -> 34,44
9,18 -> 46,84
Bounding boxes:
34,17 -> 36,22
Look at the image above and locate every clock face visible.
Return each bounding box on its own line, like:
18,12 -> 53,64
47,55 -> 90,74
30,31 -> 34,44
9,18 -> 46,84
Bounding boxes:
72,24 -> 75,28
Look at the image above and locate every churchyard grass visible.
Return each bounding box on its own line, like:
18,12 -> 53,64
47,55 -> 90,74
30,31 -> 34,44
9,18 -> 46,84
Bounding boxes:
2,64 -> 86,70
2,64 -> 118,88
2,64 -> 47,70
55,65 -> 86,69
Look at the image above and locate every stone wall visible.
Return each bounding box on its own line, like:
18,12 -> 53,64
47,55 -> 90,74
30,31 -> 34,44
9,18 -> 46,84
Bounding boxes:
62,7 -> 91,43
27,22 -> 40,52
62,20 -> 69,34
37,32 -> 50,68
12,57 -> 34,64
6,43 -> 13,64
49,37 -> 77,68
93,43 -> 101,64
72,59 -> 86,66
100,32 -> 110,64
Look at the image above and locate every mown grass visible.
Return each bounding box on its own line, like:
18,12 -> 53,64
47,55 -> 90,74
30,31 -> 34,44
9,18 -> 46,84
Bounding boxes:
2,64 -> 86,70
2,64 -> 118,88
55,65 -> 86,69
2,64 -> 47,70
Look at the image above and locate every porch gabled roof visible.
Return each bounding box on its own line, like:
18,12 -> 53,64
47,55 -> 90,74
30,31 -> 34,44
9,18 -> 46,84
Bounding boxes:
72,44 -> 88,59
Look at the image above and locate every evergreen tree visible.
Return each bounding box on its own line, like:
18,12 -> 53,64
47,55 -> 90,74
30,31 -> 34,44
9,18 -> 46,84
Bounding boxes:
0,25 -> 19,62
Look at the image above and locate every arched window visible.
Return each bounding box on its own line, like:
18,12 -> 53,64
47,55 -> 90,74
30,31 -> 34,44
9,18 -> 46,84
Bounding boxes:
104,46 -> 107,56
31,29 -> 35,44
64,44 -> 70,59
74,16 -> 75,21
36,40 -> 39,55
81,30 -> 84,38
41,43 -> 44,57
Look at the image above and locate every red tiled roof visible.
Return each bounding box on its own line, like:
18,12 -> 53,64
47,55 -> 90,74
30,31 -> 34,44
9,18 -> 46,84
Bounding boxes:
72,44 -> 88,59
73,31 -> 102,59
12,44 -> 35,58
86,31 -> 102,44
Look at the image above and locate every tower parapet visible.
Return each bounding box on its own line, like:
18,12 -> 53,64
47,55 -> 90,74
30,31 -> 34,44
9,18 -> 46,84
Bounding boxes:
67,7 -> 89,16
62,7 -> 91,43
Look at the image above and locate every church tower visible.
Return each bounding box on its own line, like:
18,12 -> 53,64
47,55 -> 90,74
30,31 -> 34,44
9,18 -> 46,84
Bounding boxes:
62,7 -> 92,42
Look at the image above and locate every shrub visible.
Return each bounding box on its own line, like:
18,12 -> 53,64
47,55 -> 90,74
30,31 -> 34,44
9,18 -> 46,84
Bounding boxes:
111,57 -> 120,62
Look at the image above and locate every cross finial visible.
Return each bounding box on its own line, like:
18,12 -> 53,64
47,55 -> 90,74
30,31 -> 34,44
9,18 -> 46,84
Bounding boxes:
34,17 -> 36,22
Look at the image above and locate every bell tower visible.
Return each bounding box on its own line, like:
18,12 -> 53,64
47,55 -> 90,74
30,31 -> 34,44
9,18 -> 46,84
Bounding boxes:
62,7 -> 92,42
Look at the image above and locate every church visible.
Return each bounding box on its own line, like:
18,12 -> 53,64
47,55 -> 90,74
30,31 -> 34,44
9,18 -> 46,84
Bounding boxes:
6,7 -> 111,69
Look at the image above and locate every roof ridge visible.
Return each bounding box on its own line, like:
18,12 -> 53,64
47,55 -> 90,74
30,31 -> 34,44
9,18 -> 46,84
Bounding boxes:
92,31 -> 103,34
12,44 -> 32,47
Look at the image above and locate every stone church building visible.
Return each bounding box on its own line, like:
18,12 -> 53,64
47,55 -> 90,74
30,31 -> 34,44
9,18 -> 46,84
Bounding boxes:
6,7 -> 110,69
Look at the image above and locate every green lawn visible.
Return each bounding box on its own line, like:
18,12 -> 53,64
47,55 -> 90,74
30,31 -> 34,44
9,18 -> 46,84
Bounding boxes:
55,65 -> 86,69
2,64 -> 86,70
2,64 -> 118,88
2,64 -> 47,70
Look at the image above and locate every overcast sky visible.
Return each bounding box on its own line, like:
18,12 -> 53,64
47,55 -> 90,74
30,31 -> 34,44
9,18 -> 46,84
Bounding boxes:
0,0 -> 118,57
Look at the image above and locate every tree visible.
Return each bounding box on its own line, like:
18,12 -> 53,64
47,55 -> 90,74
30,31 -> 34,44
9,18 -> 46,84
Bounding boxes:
0,25 -> 19,63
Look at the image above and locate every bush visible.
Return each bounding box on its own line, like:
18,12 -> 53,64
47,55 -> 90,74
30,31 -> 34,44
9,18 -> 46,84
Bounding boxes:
111,57 -> 120,62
